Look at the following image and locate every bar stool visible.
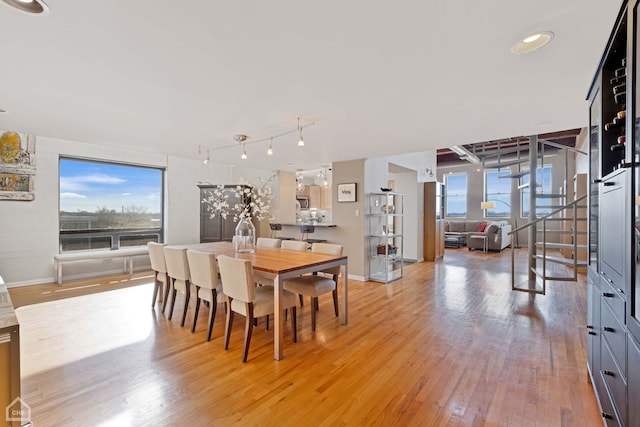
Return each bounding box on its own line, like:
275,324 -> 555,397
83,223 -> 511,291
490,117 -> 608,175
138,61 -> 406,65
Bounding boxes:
301,224 -> 327,244
301,224 -> 315,242
269,223 -> 282,238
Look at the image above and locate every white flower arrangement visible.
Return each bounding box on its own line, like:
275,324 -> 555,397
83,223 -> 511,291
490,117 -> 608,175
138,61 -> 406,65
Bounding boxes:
202,173 -> 275,222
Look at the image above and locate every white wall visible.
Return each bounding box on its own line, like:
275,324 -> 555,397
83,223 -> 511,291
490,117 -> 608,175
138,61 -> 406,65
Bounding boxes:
388,170 -> 422,262
0,136 -> 231,286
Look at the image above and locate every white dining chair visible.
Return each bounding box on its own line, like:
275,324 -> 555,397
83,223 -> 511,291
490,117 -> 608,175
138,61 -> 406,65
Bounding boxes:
283,243 -> 343,331
280,240 -> 309,252
253,237 -> 282,289
187,250 -> 226,341
217,255 -> 298,362
147,242 -> 169,311
256,237 -> 281,248
163,246 -> 193,327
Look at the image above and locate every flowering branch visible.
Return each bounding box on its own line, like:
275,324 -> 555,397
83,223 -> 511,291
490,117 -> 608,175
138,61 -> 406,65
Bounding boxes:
202,173 -> 275,222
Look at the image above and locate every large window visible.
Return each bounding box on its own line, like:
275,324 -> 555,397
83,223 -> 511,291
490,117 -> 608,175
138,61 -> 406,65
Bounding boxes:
484,171 -> 511,218
59,158 -> 164,252
445,173 -> 467,217
521,166 -> 552,217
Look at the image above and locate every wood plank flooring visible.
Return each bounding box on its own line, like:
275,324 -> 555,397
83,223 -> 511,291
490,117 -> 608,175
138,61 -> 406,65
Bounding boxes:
9,248 -> 601,426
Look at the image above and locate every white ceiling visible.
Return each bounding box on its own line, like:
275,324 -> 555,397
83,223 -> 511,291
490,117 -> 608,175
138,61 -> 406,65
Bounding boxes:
0,0 -> 622,172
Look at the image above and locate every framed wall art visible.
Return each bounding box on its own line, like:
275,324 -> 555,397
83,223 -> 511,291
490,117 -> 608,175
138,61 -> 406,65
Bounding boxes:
0,131 -> 36,201
337,183 -> 357,202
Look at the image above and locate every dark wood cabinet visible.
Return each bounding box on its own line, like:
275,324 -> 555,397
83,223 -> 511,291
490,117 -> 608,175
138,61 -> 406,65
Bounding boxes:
198,185 -> 244,243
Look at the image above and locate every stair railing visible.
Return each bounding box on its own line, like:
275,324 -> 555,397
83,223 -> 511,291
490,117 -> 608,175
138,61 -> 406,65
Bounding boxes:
509,194 -> 587,295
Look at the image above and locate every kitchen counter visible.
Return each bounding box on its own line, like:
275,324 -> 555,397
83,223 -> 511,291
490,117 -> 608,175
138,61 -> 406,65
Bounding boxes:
0,279 -> 18,329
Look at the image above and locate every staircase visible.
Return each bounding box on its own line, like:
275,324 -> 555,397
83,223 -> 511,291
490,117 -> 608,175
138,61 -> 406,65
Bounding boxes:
476,135 -> 588,295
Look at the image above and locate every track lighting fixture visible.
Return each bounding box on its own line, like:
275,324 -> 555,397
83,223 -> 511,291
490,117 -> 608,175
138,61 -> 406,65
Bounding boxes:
198,117 -> 315,162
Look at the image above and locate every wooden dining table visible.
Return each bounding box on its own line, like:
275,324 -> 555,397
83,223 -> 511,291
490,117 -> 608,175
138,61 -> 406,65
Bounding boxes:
174,241 -> 348,360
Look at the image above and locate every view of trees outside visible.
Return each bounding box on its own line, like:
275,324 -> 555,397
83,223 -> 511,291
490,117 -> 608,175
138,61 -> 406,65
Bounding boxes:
59,158 -> 163,251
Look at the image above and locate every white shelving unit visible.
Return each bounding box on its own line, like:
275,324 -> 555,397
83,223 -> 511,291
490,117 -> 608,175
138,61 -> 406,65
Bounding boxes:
368,192 -> 403,283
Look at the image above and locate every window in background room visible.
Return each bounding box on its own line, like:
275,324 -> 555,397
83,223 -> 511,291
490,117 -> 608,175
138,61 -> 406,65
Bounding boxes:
445,173 -> 467,217
521,166 -> 552,217
59,158 -> 164,252
484,171 -> 511,218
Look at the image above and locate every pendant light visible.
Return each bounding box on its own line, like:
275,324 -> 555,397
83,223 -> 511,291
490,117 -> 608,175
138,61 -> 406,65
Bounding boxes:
198,145 -> 210,164
267,137 -> 273,155
297,117 -> 304,147
234,134 -> 249,159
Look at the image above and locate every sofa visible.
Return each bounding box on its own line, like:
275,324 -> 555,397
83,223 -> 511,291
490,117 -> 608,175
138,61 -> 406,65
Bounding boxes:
444,220 -> 512,251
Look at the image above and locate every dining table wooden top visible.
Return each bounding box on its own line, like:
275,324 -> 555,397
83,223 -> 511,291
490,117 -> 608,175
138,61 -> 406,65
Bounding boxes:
178,241 -> 347,275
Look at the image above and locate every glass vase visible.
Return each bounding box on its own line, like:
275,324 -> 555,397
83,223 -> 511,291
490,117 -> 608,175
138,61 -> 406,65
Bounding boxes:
234,217 -> 256,253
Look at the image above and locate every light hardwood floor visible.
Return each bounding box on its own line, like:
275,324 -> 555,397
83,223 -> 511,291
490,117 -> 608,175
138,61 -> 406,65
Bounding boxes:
9,248 -> 601,426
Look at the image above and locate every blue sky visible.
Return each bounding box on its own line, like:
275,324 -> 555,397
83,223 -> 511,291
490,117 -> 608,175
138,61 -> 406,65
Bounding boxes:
59,159 -> 162,213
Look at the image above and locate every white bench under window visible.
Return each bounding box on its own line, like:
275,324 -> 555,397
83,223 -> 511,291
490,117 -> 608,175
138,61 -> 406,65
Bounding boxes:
53,247 -> 149,285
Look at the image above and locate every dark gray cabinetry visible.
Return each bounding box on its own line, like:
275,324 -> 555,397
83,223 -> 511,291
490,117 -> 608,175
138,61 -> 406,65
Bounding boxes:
198,185 -> 243,243
588,274 -> 604,400
588,2 -> 638,425
628,336 -> 640,425
600,172 -> 627,292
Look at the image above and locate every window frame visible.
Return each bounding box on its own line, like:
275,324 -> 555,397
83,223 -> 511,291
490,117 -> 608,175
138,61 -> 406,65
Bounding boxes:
484,170 -> 512,218
445,173 -> 468,218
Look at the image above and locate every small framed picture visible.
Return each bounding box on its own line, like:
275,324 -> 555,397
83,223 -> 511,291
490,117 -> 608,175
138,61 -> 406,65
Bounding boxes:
337,183 -> 357,202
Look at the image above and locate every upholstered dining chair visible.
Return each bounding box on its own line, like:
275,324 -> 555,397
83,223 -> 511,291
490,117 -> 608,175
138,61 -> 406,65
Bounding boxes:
280,239 -> 309,252
186,250 -> 226,341
147,242 -> 169,311
254,237 -> 282,288
283,242 -> 343,331
256,237 -> 281,248
163,246 -> 192,327
279,239 -> 309,307
217,255 -> 298,362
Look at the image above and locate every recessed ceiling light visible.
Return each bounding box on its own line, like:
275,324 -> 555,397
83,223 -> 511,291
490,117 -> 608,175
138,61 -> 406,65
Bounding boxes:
0,109 -> 6,113
511,31 -> 554,54
1,0 -> 49,14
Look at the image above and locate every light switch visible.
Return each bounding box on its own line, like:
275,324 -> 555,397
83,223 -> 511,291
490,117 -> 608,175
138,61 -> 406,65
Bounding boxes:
355,209 -> 359,217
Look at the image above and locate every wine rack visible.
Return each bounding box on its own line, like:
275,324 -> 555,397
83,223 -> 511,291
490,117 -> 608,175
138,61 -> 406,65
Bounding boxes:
600,13 -> 629,179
